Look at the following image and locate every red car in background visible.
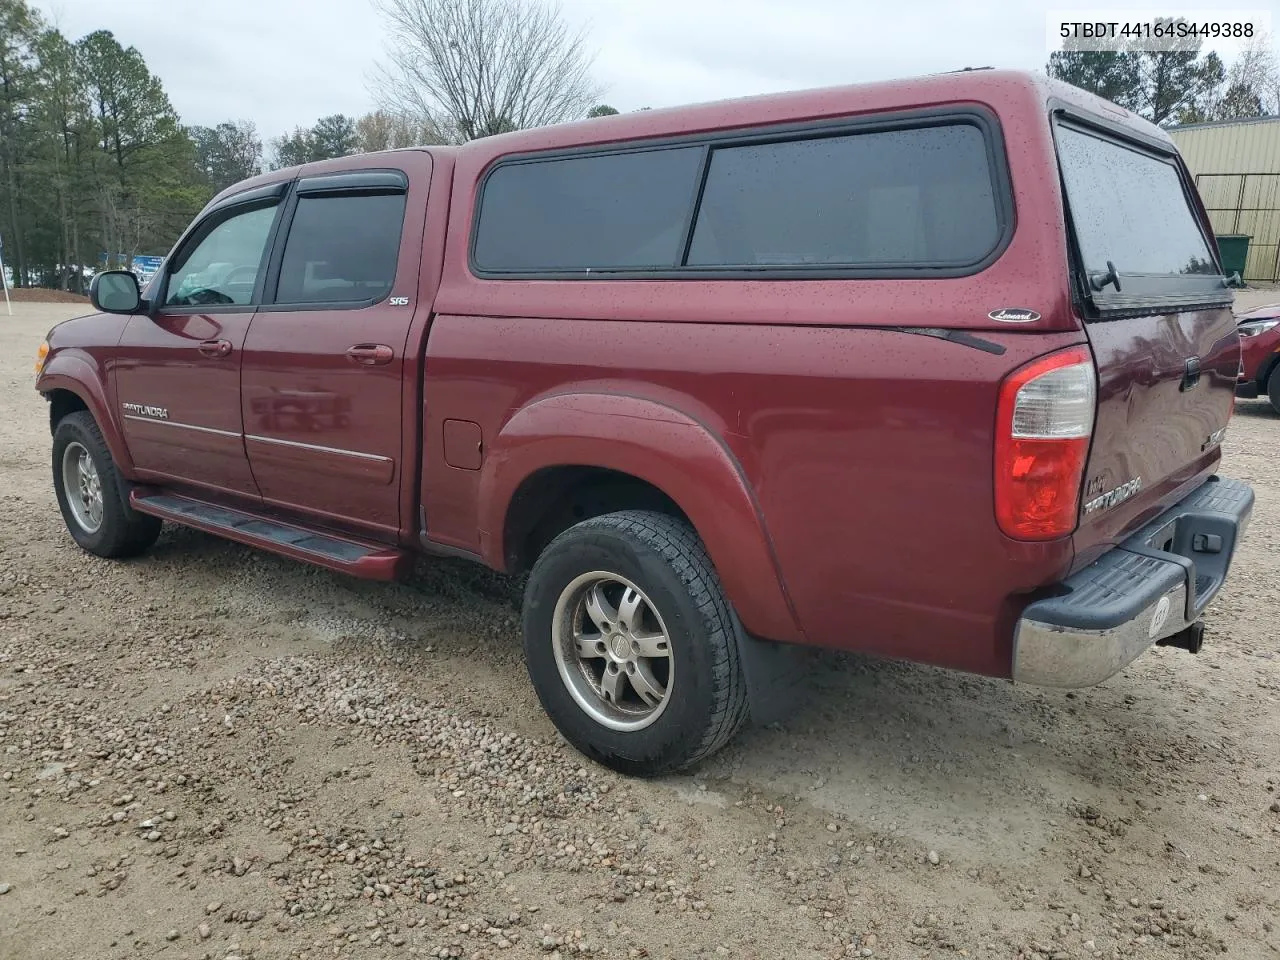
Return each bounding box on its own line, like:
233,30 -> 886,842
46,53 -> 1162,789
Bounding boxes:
1236,302 -> 1280,413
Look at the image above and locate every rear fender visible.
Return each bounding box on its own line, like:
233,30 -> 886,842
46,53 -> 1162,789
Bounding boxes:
38,357 -> 135,477
479,392 -> 804,644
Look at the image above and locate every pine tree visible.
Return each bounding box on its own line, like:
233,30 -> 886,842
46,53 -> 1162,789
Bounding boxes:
0,0 -> 44,285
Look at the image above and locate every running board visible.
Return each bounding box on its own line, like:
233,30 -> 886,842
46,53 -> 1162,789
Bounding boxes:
130,491 -> 413,581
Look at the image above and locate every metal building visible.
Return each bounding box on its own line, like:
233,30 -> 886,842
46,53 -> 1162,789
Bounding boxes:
1170,115 -> 1280,283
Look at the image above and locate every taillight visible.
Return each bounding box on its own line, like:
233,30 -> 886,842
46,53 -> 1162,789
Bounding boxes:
995,346 -> 1096,541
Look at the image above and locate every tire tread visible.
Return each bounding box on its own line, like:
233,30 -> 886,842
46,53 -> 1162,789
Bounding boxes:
541,510 -> 748,773
54,411 -> 161,558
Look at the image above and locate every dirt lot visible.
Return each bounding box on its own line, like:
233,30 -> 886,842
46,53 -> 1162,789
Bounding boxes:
2,300 -> 1278,960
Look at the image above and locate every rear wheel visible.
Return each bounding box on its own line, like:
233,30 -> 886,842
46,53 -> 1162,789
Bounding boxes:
522,511 -> 747,776
1268,364 -> 1280,415
52,411 -> 161,558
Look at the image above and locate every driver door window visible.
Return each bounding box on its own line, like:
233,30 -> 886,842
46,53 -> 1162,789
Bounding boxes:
164,202 -> 278,307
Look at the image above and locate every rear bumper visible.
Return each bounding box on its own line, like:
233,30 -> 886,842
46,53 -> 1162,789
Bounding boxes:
1013,476 -> 1253,688
1235,379 -> 1259,399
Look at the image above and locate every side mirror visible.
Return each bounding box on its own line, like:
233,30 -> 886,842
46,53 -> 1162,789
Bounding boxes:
90,270 -> 143,314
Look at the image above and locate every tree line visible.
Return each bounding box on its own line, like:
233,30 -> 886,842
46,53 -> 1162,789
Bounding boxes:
1048,24 -> 1279,125
1,1 -> 207,289
0,0 -> 615,291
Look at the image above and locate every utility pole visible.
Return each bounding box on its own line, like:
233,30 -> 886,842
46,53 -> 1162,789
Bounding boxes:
0,234 -> 11,316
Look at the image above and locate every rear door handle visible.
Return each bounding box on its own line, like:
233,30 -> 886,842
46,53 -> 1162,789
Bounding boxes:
346,343 -> 394,366
198,339 -> 233,359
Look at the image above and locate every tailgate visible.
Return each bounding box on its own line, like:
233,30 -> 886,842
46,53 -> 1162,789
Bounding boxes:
1053,117 -> 1239,560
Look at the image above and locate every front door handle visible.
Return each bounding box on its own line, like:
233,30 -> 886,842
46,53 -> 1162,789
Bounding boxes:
198,339 -> 233,359
346,343 -> 394,366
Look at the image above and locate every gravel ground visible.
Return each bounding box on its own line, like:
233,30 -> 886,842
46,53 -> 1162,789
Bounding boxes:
2,301 -> 1279,960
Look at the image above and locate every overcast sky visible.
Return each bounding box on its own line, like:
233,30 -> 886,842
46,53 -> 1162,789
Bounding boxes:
35,0 -> 1278,141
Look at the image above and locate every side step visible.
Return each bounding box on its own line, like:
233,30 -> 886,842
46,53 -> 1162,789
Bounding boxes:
130,491 -> 413,581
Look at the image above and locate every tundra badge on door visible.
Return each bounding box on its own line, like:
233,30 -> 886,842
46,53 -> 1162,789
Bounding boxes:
121,402 -> 169,420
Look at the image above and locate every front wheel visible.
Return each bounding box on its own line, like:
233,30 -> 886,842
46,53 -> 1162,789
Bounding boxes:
522,511 -> 747,776
52,411 -> 161,558
1268,364 -> 1280,415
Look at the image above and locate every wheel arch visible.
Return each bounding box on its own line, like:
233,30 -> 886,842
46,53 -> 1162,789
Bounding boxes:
47,388 -> 89,432
1262,351 -> 1280,392
480,391 -> 804,644
503,465 -> 691,572
38,363 -> 135,476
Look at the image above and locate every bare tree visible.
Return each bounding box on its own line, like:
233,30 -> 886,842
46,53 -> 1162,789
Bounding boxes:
1186,33 -> 1280,121
372,0 -> 600,142
1225,33 -> 1280,114
354,109 -> 446,152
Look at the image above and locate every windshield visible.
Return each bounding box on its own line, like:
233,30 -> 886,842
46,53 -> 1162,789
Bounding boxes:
1055,123 -> 1220,289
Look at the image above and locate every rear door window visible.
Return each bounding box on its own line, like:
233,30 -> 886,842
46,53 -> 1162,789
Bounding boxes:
274,192 -> 407,305
687,124 -> 1001,268
1054,123 -> 1225,309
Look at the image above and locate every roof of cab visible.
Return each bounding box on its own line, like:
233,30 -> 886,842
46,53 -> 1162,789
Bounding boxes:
204,146 -> 454,209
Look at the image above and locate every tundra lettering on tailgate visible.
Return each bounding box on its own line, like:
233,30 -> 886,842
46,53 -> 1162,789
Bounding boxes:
1082,476 -> 1143,515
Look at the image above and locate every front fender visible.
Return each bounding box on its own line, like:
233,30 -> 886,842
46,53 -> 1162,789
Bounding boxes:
479,392 -> 804,644
37,357 -> 135,476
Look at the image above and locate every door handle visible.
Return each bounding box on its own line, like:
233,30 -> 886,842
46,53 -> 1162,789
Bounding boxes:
198,339 -> 233,359
1180,356 -> 1202,392
346,343 -> 394,366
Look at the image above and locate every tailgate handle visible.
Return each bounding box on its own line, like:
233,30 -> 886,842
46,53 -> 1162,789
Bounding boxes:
1180,357 -> 1201,392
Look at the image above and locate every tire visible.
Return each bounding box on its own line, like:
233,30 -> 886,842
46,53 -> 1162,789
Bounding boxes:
1268,364 -> 1280,416
52,411 -> 161,558
522,510 -> 748,776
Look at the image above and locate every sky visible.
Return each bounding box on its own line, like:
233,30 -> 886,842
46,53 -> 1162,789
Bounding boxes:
34,0 -> 1280,142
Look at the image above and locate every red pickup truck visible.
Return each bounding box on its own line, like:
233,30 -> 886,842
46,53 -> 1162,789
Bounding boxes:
36,70 -> 1253,775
